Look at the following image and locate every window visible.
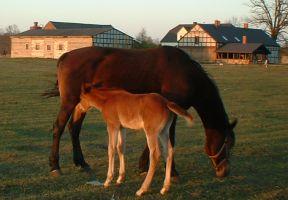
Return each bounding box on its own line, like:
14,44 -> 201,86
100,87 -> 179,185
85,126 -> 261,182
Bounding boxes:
35,44 -> 40,50
58,44 -> 64,50
25,44 -> 29,50
195,36 -> 199,44
222,35 -> 228,41
234,37 -> 240,42
47,45 -> 51,51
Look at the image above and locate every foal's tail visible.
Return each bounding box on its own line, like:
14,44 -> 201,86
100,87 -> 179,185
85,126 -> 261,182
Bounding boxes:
167,102 -> 194,127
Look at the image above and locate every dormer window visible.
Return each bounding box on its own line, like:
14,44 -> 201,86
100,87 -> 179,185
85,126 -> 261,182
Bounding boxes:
234,37 -> 240,42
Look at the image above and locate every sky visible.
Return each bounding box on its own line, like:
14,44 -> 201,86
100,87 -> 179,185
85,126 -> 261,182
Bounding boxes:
0,0 -> 250,40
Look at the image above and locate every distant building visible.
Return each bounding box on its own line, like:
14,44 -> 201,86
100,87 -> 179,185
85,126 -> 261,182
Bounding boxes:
161,20 -> 280,64
11,21 -> 137,59
0,35 -> 11,57
280,48 -> 288,64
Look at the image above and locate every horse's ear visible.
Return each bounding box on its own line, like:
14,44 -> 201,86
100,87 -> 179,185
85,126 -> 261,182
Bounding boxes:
229,119 -> 238,129
82,83 -> 92,93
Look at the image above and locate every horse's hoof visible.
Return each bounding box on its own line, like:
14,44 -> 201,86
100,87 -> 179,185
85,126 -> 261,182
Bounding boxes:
80,165 -> 93,174
116,177 -> 125,186
172,176 -> 180,183
50,169 -> 62,177
103,181 -> 110,188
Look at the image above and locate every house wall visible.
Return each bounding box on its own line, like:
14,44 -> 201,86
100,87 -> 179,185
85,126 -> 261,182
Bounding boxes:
217,59 -> 250,65
266,46 -> 280,64
0,36 -> 11,57
280,48 -> 288,64
11,36 -> 92,59
180,46 -> 217,62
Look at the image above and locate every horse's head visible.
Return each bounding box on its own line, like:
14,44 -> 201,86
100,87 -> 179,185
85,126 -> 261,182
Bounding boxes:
205,119 -> 237,178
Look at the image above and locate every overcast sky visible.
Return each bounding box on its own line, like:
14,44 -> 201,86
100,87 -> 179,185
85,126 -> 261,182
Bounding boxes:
0,0 -> 250,39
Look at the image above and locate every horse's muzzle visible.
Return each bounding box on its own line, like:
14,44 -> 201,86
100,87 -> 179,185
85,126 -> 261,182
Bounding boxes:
215,160 -> 230,178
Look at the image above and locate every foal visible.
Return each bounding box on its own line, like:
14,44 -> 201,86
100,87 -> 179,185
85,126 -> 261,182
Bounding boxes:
78,86 -> 193,196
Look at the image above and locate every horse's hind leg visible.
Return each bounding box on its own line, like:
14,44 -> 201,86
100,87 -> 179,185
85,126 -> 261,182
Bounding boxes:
49,102 -> 77,176
169,115 -> 179,180
68,104 -> 91,173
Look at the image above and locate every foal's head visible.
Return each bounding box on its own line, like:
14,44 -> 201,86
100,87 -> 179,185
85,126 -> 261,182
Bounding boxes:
205,119 -> 237,178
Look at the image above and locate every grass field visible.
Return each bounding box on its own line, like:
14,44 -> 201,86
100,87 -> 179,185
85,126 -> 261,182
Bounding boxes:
0,58 -> 287,200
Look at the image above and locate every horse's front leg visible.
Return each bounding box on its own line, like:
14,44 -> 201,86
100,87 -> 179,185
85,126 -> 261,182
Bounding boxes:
104,124 -> 119,188
68,104 -> 91,173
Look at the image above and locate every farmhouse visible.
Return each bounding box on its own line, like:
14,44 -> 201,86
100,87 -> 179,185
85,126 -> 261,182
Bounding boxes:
161,20 -> 280,64
280,47 -> 288,64
11,21 -> 136,59
0,35 -> 11,57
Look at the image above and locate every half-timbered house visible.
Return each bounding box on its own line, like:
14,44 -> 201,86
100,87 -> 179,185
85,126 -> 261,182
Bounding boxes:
161,20 -> 280,64
11,21 -> 136,59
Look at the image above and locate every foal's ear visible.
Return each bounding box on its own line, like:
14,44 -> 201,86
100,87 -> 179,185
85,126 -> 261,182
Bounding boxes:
229,119 -> 238,129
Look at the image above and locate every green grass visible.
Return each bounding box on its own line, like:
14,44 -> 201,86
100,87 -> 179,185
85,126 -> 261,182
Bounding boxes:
0,58 -> 287,200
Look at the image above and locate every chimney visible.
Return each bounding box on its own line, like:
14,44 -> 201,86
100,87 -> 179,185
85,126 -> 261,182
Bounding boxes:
30,22 -> 42,30
242,36 -> 247,44
214,20 -> 221,28
243,23 -> 249,29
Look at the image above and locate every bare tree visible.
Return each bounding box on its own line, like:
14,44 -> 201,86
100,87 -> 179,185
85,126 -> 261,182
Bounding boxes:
135,28 -> 158,48
225,16 -> 244,27
247,0 -> 288,41
5,24 -> 20,35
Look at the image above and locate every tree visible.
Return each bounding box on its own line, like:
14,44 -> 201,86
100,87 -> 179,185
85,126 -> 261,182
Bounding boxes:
5,24 -> 20,35
135,28 -> 158,48
225,16 -> 249,27
247,0 -> 288,41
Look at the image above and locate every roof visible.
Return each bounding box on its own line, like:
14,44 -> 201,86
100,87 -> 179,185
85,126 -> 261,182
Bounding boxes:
162,22 -> 279,47
160,24 -> 195,43
199,24 -> 278,47
216,43 -> 271,54
48,21 -> 113,29
16,28 -> 112,37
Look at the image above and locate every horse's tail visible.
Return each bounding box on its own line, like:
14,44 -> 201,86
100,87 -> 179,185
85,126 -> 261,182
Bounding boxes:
42,80 -> 60,98
167,102 -> 194,127
42,53 -> 69,98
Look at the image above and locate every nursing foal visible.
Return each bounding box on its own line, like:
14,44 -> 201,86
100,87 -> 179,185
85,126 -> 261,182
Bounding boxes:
78,86 -> 194,196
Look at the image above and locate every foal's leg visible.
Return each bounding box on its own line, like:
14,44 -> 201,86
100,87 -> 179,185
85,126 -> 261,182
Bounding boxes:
158,116 -> 174,194
49,102 -> 77,176
116,128 -> 126,185
136,133 -> 160,196
104,124 -> 119,188
68,104 -> 91,172
159,128 -> 174,195
139,115 -> 179,179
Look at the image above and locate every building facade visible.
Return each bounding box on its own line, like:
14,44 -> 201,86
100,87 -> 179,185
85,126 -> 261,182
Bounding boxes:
0,36 -> 11,57
11,21 -> 136,59
161,21 -> 280,64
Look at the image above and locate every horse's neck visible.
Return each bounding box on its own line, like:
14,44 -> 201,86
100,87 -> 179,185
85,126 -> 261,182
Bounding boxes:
193,89 -> 229,131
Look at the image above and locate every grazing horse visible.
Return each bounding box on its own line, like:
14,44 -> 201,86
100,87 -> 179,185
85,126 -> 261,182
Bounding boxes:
79,86 -> 194,195
45,46 -> 237,179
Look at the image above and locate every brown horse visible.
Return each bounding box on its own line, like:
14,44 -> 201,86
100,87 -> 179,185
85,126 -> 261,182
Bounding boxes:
45,46 -> 237,179
79,86 -> 193,195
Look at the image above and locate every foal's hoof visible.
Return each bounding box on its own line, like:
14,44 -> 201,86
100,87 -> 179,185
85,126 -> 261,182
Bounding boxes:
139,171 -> 148,177
136,189 -> 147,197
160,187 -> 170,195
116,177 -> 125,186
50,169 -> 62,177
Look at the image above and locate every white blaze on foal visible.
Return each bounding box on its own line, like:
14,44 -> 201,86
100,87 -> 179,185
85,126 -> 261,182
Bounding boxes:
79,86 -> 194,196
